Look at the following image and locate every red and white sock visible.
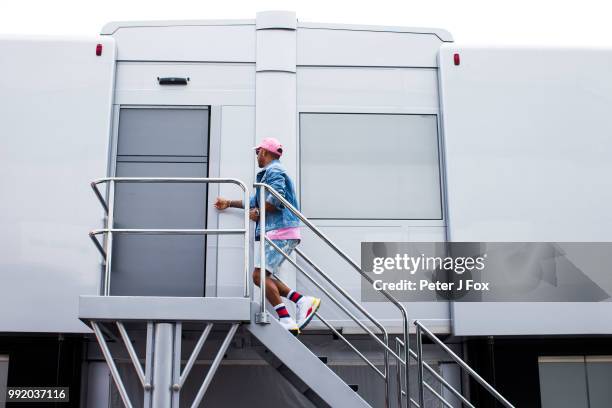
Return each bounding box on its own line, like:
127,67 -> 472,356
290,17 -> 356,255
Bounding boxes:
274,303 -> 291,319
287,290 -> 303,304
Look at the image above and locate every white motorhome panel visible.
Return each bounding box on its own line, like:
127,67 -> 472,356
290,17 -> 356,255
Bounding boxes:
297,67 -> 439,110
439,45 -> 612,335
0,35 -> 116,332
114,62 -> 255,106
295,41 -> 450,330
297,224 -> 449,333
297,28 -> 445,67
106,24 -> 256,62
215,106 -> 256,298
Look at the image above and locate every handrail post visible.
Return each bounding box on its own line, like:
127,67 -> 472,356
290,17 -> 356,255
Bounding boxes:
103,180 -> 116,296
243,185 -> 250,298
403,313 -> 411,408
255,184 -> 269,324
416,323 -> 425,408
395,338 -> 404,408
415,321 -> 516,408
383,332 -> 390,408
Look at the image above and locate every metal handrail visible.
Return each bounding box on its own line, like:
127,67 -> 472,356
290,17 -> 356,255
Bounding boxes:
267,241 -> 394,357
265,238 -> 392,406
274,239 -> 468,408
254,182 -> 412,408
91,228 -> 246,235
262,240 -> 389,373
89,177 -> 250,298
414,321 -> 516,408
396,337 -> 476,408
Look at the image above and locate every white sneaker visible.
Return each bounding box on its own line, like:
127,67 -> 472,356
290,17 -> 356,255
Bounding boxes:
278,316 -> 300,336
296,296 -> 321,330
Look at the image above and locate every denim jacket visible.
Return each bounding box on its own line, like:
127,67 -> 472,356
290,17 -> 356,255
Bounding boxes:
249,159 -> 301,240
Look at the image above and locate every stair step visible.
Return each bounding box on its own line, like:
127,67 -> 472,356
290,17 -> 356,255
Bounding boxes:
247,303 -> 371,408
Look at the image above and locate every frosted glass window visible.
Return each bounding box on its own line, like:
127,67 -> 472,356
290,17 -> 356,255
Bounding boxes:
539,356 -> 612,408
539,356 -> 588,408
586,356 -> 612,408
300,113 -> 442,219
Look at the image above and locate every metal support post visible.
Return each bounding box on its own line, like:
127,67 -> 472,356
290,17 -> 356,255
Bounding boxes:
171,323 -> 182,407
255,184 -> 269,324
103,180 -> 116,295
416,324 -> 425,408
152,323 -> 174,408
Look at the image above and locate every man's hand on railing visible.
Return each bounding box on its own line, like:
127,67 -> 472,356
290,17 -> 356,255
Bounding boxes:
214,197 -> 231,210
214,196 -> 259,221
215,194 -> 275,219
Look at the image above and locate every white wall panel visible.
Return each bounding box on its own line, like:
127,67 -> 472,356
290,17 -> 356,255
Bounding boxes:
295,34 -> 449,330
298,28 -> 443,67
298,67 -> 439,110
439,45 -> 612,335
256,28 -> 296,73
216,106 -> 256,297
0,35 -> 116,332
297,223 -> 448,333
256,72 -> 297,145
106,24 -> 255,62
114,62 -> 255,106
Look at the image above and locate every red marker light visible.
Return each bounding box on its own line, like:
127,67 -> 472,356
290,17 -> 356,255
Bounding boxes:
96,43 -> 103,56
453,53 -> 460,66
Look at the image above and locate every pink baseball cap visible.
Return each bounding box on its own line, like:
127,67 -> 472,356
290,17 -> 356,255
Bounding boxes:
254,137 -> 283,157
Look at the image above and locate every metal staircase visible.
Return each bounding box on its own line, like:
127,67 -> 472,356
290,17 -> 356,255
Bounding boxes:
81,177 -> 252,407
79,177 -> 516,408
247,302 -> 370,407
